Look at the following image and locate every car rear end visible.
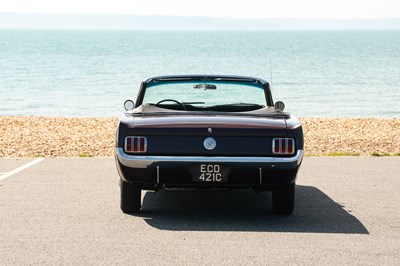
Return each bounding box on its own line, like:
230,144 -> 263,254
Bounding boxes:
115,114 -> 303,191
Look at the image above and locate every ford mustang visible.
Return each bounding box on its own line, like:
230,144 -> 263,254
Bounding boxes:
115,75 -> 304,214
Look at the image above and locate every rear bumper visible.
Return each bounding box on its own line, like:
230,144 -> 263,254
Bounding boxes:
116,148 -> 303,169
115,148 -> 303,187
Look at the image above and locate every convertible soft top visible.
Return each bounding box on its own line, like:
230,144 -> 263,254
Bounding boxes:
126,104 -> 291,119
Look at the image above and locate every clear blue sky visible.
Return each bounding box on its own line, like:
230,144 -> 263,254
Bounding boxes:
1,0 -> 399,19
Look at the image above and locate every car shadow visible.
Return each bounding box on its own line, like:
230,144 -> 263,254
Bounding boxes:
133,185 -> 368,234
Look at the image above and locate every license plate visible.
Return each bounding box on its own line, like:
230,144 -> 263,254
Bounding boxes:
192,164 -> 229,182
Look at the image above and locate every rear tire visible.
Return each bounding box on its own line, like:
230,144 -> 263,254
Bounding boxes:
120,180 -> 142,213
272,183 -> 295,215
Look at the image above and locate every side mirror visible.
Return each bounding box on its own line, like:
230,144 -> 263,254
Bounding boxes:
124,100 -> 135,111
274,101 -> 285,111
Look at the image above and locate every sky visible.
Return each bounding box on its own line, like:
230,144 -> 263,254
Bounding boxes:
1,0 -> 399,19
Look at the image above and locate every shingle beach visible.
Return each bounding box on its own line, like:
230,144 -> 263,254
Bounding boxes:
1,116 -> 399,157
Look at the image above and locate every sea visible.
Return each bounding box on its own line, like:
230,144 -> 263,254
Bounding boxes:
0,30 -> 399,117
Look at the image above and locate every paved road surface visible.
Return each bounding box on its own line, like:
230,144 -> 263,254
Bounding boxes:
0,157 -> 399,265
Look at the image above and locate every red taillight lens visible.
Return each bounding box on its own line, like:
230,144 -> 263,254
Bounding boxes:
139,137 -> 145,152
281,139 -> 286,153
272,138 -> 295,155
287,139 -> 293,153
274,139 -> 280,154
125,136 -> 147,153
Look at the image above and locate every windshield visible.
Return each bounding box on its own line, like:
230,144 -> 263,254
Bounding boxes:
141,81 -> 267,112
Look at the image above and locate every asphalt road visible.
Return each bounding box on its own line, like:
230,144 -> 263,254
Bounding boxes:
0,157 -> 399,265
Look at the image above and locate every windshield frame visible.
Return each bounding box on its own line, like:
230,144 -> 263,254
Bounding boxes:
135,75 -> 274,108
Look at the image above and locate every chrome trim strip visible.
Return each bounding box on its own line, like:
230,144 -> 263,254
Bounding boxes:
157,166 -> 160,184
143,137 -> 148,153
116,148 -> 303,170
285,139 -> 288,154
272,138 -> 276,154
292,139 -> 295,154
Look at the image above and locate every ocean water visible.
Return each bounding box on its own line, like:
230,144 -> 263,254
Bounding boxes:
0,30 -> 399,117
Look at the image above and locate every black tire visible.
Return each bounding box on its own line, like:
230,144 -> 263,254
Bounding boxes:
272,183 -> 295,215
120,180 -> 142,213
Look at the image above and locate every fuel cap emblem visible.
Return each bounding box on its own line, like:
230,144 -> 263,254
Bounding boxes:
203,137 -> 216,150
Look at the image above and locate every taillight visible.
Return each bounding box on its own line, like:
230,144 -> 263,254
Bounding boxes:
272,138 -> 295,155
124,136 -> 147,153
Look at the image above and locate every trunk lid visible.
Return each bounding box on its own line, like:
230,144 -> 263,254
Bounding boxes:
121,114 -> 287,156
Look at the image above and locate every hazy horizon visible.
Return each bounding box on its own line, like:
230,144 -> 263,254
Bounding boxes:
1,13 -> 400,30
2,0 -> 400,19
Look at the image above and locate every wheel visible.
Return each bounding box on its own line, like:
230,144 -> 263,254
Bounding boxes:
272,183 -> 295,215
120,180 -> 142,213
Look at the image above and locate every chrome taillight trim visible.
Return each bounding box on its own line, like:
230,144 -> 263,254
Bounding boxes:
272,138 -> 295,155
124,136 -> 147,153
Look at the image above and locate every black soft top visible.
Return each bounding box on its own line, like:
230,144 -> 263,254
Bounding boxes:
126,104 -> 290,119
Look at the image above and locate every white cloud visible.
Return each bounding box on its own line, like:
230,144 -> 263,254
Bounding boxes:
1,0 -> 399,18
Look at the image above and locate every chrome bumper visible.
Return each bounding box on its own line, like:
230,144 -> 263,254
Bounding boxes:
115,148 -> 303,170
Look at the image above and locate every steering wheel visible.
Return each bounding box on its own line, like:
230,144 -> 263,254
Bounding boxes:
155,99 -> 187,110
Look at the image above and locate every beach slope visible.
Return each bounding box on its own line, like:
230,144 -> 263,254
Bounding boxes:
1,117 -> 399,157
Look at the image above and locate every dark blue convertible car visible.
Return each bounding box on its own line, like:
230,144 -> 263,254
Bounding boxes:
115,75 -> 304,214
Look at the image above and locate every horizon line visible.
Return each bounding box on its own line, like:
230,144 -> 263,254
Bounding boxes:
1,12 -> 400,20
1,13 -> 399,30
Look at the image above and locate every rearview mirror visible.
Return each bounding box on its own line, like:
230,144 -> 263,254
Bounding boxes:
274,101 -> 285,111
193,84 -> 217,90
124,100 -> 135,111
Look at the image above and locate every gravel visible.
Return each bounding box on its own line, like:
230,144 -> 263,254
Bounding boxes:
1,116 -> 399,157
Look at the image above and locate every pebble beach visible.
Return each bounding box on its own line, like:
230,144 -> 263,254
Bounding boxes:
1,116 -> 399,157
